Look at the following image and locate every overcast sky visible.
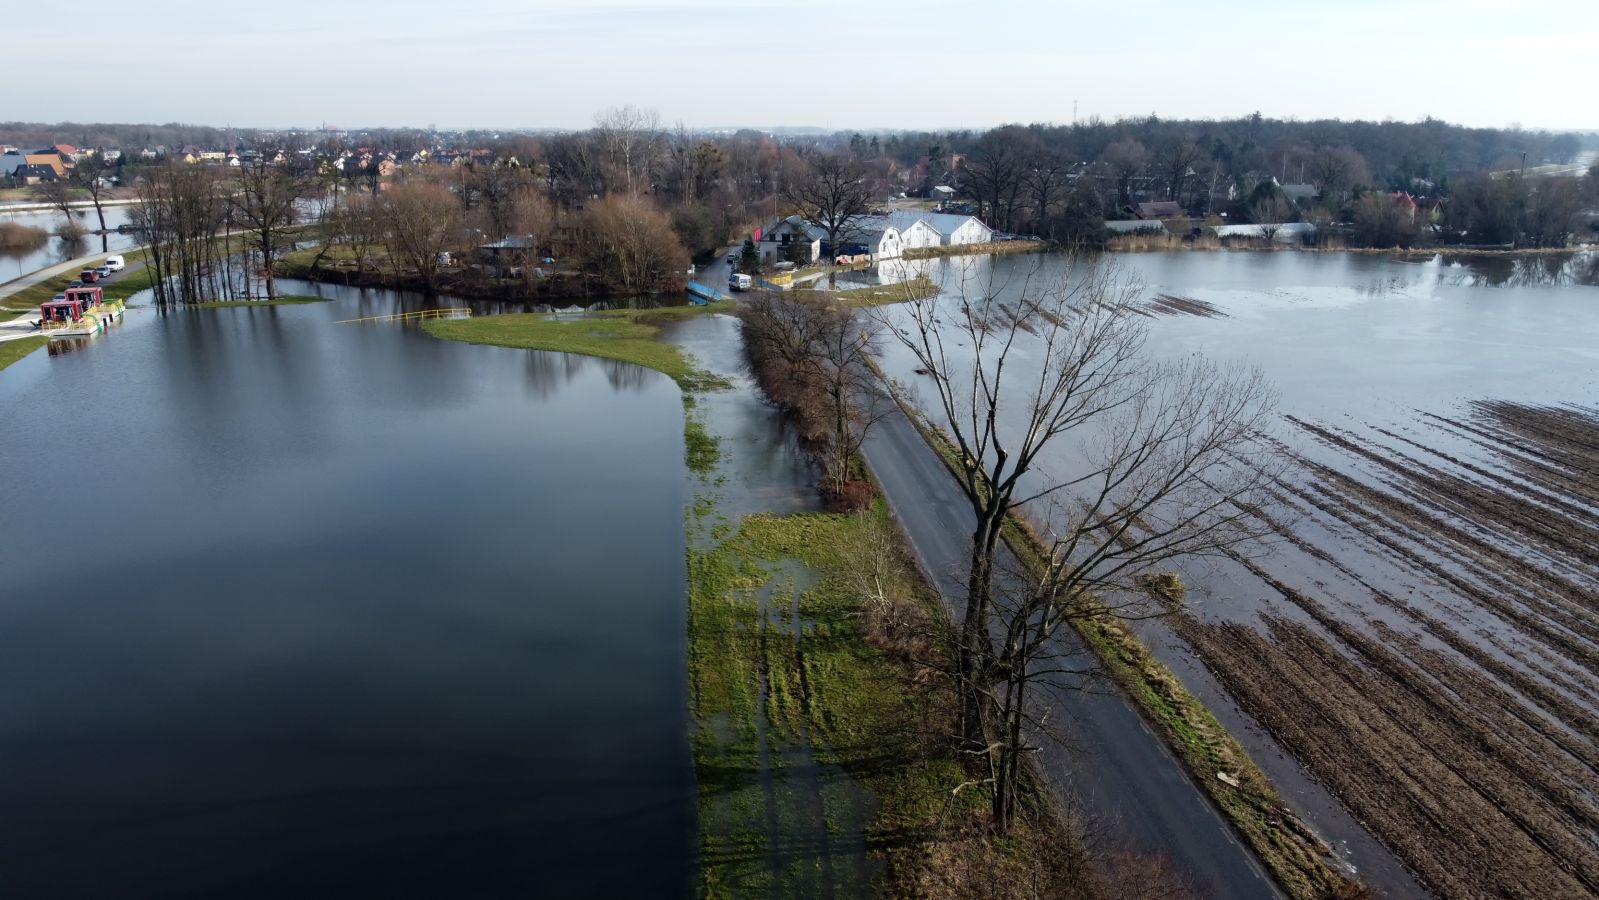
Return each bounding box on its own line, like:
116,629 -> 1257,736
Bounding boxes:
12,0 -> 1596,132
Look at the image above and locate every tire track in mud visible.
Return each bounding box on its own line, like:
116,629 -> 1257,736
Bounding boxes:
1176,402 -> 1599,899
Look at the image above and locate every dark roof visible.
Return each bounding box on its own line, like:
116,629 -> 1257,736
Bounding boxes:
1135,201 -> 1185,219
13,164 -> 58,181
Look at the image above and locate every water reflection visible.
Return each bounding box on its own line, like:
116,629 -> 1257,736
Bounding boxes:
1437,251 -> 1599,288
0,287 -> 696,897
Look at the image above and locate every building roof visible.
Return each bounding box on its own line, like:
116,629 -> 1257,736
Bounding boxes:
479,235 -> 538,250
13,164 -> 59,181
766,215 -> 827,242
1280,183 -> 1317,202
1104,219 -> 1168,234
1135,201 -> 1186,219
931,184 -> 955,195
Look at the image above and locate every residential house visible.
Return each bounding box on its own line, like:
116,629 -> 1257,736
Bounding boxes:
759,215 -> 826,265
12,164 -> 59,186
921,212 -> 993,245
836,220 -> 904,262
53,143 -> 81,161
883,211 -> 943,250
930,185 -> 956,204
23,153 -> 66,178
1280,183 -> 1318,207
1134,201 -> 1186,219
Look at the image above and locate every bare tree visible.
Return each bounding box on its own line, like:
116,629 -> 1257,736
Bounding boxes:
1308,146 -> 1370,208
594,105 -> 662,195
1101,140 -> 1148,206
872,257 -> 1149,749
985,354 -> 1277,830
784,151 -> 876,287
134,161 -> 230,305
959,125 -> 1035,232
376,179 -> 462,292
1250,194 -> 1293,243
1156,139 -> 1204,203
232,159 -> 305,300
1021,148 -> 1072,235
580,193 -> 687,294
737,291 -> 891,500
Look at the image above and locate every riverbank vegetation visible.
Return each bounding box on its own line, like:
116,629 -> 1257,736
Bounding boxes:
0,221 -> 49,255
190,295 -> 330,309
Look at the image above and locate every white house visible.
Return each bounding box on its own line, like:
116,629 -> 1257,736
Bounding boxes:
759,215 -> 826,265
922,212 -> 993,245
884,211 -> 943,250
838,220 -> 904,262
930,185 -> 956,203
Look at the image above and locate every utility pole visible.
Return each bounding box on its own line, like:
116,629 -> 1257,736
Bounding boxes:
1072,99 -> 1078,126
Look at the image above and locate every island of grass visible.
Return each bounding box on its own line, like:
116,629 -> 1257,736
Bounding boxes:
422,302 -> 728,391
0,336 -> 47,373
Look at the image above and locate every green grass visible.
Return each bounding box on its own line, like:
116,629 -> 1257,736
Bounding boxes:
191,295 -> 332,309
0,336 -> 47,373
422,304 -> 728,391
690,504 -> 967,896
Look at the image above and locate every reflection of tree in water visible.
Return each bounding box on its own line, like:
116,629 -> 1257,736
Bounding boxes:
521,349 -> 652,397
1443,252 -> 1599,288
601,358 -> 649,392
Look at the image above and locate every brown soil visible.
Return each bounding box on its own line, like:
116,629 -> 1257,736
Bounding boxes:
1179,402 -> 1599,899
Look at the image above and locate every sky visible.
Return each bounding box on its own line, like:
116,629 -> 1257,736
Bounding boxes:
10,0 -> 1597,133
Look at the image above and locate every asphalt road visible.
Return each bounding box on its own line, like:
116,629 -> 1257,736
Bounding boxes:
861,407 -> 1284,899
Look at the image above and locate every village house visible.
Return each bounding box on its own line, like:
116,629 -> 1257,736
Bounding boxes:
836,220 -> 904,262
921,211 -> 994,245
1134,201 -> 1186,220
11,164 -> 59,186
883,211 -> 943,250
23,153 -> 67,177
758,215 -> 826,265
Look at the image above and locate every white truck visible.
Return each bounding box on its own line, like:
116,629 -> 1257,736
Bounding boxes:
728,273 -> 752,292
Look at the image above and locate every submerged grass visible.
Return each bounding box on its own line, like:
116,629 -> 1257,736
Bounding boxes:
690,500 -> 1086,898
0,336 -> 47,373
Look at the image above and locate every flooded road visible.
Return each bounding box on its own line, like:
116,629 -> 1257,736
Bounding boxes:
0,281 -> 695,897
874,250 -> 1599,898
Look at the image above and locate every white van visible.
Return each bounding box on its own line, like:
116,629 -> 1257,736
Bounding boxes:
104,255 -> 125,272
728,273 -> 752,292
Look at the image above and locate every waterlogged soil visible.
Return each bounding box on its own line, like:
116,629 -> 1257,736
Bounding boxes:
876,250 -> 1599,899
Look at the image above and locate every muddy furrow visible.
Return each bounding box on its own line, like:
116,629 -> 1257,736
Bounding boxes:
1181,614 -> 1599,899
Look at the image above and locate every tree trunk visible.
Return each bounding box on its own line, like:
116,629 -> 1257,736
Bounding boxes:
960,512 -> 1002,748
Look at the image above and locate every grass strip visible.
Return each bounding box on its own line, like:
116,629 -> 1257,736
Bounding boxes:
0,336 -> 47,373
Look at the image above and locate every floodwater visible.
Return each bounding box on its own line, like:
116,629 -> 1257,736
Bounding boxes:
0,281 -> 695,897
0,206 -> 139,281
874,249 -> 1599,897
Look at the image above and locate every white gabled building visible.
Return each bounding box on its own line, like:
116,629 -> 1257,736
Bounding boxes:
921,212 -> 993,246
884,211 -> 943,250
838,218 -> 904,262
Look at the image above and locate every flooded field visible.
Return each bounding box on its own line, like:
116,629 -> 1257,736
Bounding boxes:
0,206 -> 137,280
877,250 -> 1599,898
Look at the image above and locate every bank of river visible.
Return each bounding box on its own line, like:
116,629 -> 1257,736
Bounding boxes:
0,281 -> 696,896
876,249 -> 1599,898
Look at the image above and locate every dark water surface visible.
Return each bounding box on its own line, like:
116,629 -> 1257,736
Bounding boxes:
0,284 -> 694,897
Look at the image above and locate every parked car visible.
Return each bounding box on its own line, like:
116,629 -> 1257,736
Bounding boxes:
104,255 -> 125,272
686,263 -> 696,276
95,266 -> 113,279
726,252 -> 739,266
540,257 -> 555,265
80,269 -> 100,283
67,280 -> 83,289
